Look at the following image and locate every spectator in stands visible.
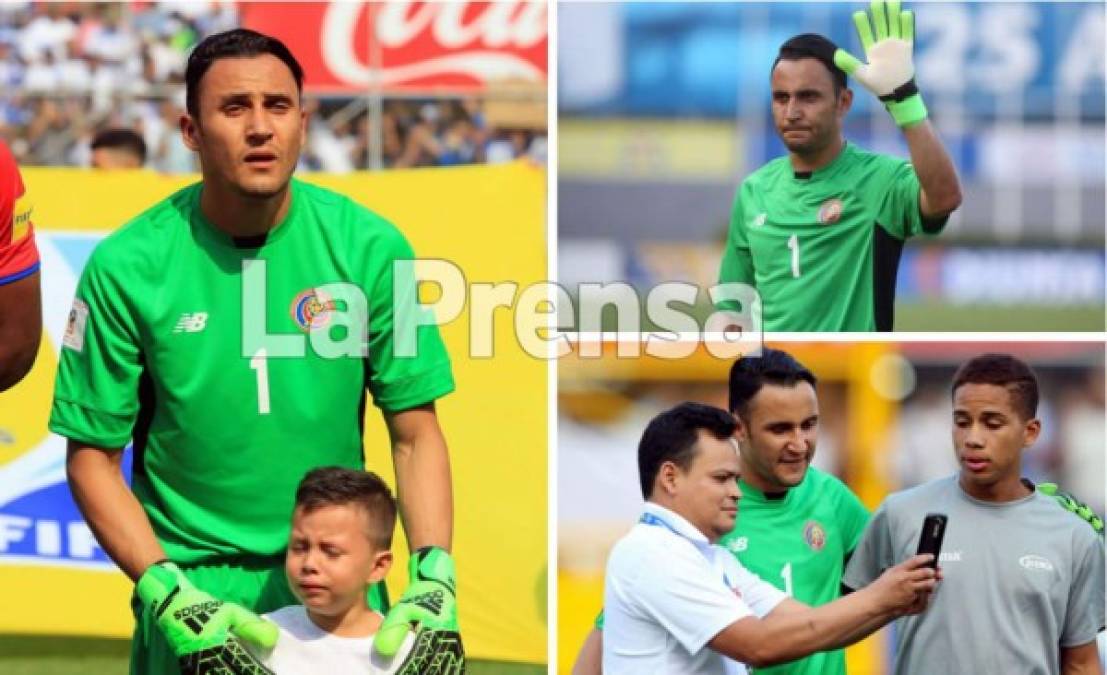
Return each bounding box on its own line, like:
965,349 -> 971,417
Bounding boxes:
0,5 -> 545,170
90,127 -> 146,169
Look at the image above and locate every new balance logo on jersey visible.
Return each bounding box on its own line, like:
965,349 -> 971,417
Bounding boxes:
174,312 -> 209,333
726,537 -> 748,553
752,213 -> 767,228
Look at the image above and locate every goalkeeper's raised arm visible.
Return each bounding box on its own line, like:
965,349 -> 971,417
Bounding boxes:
834,0 -> 961,220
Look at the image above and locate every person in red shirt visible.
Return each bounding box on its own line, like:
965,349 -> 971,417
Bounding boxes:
0,139 -> 42,391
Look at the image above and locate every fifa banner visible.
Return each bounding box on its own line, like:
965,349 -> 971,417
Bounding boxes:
240,1 -> 548,94
0,163 -> 547,664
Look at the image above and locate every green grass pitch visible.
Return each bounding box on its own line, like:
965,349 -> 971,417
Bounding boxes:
0,636 -> 545,674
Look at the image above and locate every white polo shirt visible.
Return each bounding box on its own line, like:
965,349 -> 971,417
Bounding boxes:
603,502 -> 787,675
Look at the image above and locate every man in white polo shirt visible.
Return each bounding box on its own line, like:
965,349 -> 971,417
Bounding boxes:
603,402 -> 939,674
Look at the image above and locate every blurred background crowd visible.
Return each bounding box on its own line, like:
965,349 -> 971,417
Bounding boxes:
0,1 -> 547,172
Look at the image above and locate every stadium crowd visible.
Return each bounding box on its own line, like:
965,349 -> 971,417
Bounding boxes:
0,1 -> 546,171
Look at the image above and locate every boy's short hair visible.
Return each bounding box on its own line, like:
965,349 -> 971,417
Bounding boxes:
294,467 -> 397,550
951,353 -> 1040,421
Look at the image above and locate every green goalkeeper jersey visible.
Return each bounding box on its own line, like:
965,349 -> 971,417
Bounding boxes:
50,178 -> 454,564
718,467 -> 870,675
718,143 -> 946,332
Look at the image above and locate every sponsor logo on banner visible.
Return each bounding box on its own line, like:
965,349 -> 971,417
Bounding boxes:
241,1 -> 547,93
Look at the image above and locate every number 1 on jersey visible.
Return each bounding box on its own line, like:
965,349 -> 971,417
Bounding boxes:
780,562 -> 794,596
250,348 -> 271,415
787,235 -> 801,278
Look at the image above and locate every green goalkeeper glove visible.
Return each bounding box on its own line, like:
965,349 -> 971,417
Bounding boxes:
136,561 -> 278,674
376,546 -> 465,674
1038,483 -> 1105,536
834,0 -> 928,128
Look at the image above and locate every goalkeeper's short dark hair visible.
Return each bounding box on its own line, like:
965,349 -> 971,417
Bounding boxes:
295,467 -> 397,550
728,348 -> 817,420
638,402 -> 737,499
952,354 -> 1040,421
773,33 -> 848,93
185,28 -> 304,118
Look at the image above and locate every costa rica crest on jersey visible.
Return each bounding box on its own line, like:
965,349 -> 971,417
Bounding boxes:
290,288 -> 337,332
803,520 -> 827,551
817,198 -> 843,224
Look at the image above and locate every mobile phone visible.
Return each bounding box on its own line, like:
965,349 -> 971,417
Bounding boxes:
915,513 -> 947,569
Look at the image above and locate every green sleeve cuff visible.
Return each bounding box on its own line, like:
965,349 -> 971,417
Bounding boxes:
372,363 -> 455,412
48,399 -> 135,449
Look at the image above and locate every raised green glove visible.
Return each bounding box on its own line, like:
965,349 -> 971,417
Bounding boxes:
376,546 -> 465,674
136,561 -> 278,674
1038,483 -> 1105,536
834,0 -> 928,127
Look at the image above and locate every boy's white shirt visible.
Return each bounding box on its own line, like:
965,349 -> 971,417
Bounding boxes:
256,604 -> 417,674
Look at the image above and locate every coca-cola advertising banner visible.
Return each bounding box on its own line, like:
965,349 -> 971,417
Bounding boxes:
240,1 -> 548,94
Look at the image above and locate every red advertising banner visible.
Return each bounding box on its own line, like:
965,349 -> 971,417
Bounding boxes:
240,1 -> 548,94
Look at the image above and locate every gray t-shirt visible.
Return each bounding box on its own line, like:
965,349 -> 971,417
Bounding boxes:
843,475 -> 1105,675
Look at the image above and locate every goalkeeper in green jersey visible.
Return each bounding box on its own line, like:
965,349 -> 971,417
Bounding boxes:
718,0 -> 962,332
51,29 -> 461,675
573,348 -> 871,675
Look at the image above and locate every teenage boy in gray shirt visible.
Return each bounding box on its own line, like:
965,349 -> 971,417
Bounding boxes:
844,354 -> 1104,675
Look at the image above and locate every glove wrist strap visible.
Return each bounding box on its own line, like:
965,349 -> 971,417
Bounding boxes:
410,546 -> 457,593
136,560 -> 184,613
885,92 -> 928,128
878,78 -> 920,103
